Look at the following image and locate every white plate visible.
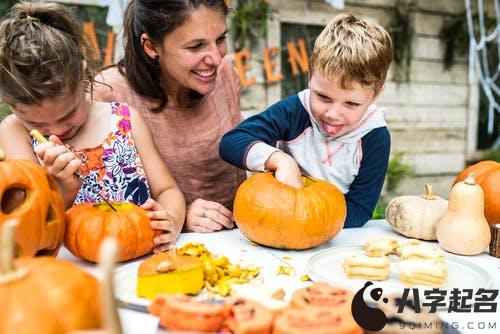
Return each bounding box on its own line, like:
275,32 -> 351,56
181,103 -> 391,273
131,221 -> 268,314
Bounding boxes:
114,260 -> 229,313
306,246 -> 493,295
114,260 -> 150,312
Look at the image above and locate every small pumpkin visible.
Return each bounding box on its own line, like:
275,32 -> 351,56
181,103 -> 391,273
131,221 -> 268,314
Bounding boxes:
65,201 -> 160,262
0,147 -> 65,256
454,160 -> 500,225
0,220 -> 102,334
233,173 -> 346,250
385,185 -> 448,240
436,173 -> 491,255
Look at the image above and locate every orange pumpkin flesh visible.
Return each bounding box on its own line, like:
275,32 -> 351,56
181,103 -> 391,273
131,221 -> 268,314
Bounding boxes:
65,202 -> 159,262
454,160 -> 500,225
0,153 -> 65,256
233,173 -> 346,249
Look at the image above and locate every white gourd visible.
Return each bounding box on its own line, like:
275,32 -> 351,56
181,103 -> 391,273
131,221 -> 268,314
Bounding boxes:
385,185 -> 448,240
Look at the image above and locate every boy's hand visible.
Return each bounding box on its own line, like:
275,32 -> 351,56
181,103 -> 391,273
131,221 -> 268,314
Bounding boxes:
33,135 -> 82,190
186,199 -> 234,233
142,198 -> 178,253
266,151 -> 304,188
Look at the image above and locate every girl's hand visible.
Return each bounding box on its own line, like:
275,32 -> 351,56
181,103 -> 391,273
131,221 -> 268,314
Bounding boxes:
186,199 -> 234,233
142,198 -> 179,253
33,135 -> 82,190
268,152 -> 304,188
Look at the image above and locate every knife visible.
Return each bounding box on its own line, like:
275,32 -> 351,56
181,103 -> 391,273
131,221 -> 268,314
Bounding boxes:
30,129 -> 117,211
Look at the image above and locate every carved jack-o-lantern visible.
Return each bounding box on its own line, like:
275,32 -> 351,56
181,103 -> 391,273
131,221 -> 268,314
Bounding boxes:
0,148 -> 65,256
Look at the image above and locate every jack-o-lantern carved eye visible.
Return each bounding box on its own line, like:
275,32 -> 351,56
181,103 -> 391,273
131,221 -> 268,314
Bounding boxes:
1,187 -> 27,214
1,158 -> 66,257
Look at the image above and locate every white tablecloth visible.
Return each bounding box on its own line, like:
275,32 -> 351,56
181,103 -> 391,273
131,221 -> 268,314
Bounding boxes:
58,220 -> 500,334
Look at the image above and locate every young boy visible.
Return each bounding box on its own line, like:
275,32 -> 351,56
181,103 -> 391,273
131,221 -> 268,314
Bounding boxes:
219,13 -> 393,228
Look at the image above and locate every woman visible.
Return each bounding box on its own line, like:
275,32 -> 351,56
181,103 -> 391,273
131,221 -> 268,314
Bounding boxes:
94,0 -> 246,233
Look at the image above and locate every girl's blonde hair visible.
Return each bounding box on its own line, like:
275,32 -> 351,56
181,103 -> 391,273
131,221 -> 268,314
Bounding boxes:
310,13 -> 393,93
0,1 -> 94,106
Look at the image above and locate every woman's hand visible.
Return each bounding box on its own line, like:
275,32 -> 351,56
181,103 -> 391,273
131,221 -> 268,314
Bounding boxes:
185,199 -> 234,233
142,199 -> 179,253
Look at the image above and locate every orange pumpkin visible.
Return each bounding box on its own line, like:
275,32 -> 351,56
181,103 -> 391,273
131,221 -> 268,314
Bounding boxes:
454,160 -> 500,225
233,173 -> 346,249
65,202 -> 159,262
0,220 -> 102,334
0,148 -> 65,256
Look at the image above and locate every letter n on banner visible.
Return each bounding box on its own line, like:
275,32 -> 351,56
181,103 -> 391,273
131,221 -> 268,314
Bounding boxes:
287,38 -> 309,75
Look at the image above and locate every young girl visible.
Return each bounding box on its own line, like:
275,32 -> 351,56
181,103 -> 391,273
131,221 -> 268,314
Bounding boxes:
0,1 -> 185,253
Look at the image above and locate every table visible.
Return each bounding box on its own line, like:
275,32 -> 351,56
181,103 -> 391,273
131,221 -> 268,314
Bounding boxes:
58,220 -> 500,334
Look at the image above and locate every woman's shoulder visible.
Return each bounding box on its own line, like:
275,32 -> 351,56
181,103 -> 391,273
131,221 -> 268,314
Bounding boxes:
93,66 -> 132,102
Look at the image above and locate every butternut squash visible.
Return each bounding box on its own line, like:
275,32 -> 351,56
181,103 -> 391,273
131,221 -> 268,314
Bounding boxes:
436,174 -> 491,255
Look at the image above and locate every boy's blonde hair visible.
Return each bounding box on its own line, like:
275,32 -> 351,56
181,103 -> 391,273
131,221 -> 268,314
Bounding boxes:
310,13 -> 393,93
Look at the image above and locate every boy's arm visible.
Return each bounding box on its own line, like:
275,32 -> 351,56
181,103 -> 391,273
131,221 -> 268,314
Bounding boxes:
219,95 -> 310,171
130,107 -> 186,245
344,127 -> 391,228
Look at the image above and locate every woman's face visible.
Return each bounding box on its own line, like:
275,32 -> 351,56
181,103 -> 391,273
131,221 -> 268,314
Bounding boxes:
157,6 -> 228,97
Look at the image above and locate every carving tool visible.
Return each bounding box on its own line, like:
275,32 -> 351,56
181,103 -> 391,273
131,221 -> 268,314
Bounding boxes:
30,129 -> 117,211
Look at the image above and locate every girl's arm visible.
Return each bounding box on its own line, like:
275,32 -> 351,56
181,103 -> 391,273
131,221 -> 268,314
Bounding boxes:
0,116 -> 82,207
130,108 -> 186,250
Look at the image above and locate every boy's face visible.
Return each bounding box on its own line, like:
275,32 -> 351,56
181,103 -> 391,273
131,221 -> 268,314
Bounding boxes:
309,71 -> 381,138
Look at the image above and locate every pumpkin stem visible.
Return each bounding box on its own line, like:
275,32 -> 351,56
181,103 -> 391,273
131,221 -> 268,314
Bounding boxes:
0,147 -> 4,161
0,220 -> 27,283
422,184 -> 437,200
464,173 -> 476,186
98,238 -> 123,334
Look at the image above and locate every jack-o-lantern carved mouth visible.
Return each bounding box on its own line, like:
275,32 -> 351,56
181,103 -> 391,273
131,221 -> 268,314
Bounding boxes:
1,187 -> 27,214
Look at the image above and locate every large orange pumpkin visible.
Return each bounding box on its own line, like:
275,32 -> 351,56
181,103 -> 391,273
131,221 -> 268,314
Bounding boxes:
233,173 -> 346,249
65,201 -> 160,262
454,160 -> 500,225
0,220 -> 102,334
0,148 -> 65,256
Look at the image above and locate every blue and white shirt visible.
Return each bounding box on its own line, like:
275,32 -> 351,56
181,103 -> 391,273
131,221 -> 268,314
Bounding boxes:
219,89 -> 391,228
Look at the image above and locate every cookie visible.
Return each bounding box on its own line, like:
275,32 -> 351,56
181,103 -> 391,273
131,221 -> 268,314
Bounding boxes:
399,259 -> 448,287
152,294 -> 225,331
399,245 -> 446,263
395,239 -> 421,256
223,298 -> 273,334
343,255 -> 390,281
364,237 -> 398,256
365,295 -> 443,334
273,308 -> 363,334
291,282 -> 354,314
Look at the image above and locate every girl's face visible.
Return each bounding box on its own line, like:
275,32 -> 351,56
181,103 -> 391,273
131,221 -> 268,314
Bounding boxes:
157,6 -> 228,98
309,71 -> 380,138
13,85 -> 88,140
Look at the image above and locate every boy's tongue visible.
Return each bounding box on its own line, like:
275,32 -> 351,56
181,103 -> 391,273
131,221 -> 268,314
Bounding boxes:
323,122 -> 343,136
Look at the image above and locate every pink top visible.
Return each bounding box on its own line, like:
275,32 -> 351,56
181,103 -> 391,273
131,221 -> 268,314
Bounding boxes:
93,57 -> 246,210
